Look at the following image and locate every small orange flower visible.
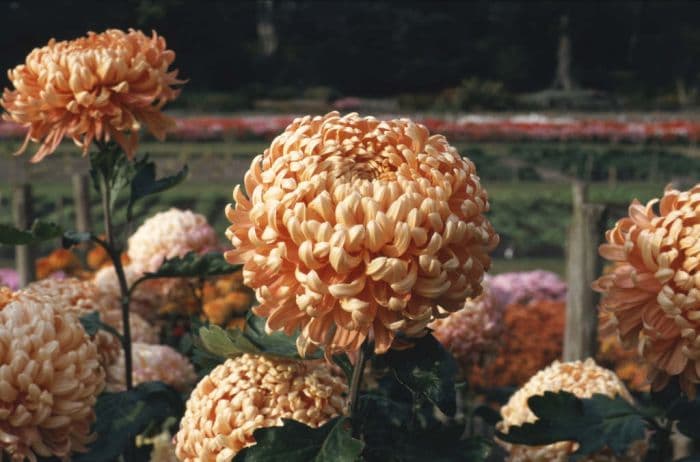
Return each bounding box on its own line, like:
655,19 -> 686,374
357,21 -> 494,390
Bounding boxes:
226,112 -> 498,356
35,248 -> 85,279
1,29 -> 183,162
593,184 -> 700,395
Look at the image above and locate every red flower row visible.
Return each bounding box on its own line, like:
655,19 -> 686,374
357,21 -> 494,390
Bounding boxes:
2,114 -> 700,143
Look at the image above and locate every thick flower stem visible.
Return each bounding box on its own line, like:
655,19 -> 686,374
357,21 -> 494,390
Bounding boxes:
348,342 -> 370,437
98,169 -> 134,391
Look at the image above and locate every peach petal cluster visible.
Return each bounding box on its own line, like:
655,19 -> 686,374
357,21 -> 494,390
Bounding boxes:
226,112 -> 498,355
593,184 -> 700,394
106,343 -> 195,392
498,359 -> 643,462
128,208 -> 219,274
1,28 -> 183,162
7,278 -> 122,366
430,289 -> 504,371
0,294 -> 105,461
175,354 -> 347,461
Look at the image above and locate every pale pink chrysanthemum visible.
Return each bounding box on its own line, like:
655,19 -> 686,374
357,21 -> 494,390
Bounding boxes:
106,343 -> 195,392
593,184 -> 700,395
0,295 -> 105,461
488,270 -> 567,310
226,112 -> 499,356
175,354 -> 347,461
1,29 -> 183,162
430,288 -> 505,371
128,208 -> 218,274
498,359 -> 645,462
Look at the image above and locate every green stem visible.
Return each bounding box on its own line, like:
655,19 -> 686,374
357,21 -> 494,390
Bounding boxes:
348,342 -> 370,437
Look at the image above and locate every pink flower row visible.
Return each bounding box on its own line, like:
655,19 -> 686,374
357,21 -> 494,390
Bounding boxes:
2,114 -> 700,142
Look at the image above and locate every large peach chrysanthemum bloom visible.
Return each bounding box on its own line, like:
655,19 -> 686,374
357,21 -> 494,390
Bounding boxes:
128,208 -> 219,274
498,359 -> 645,462
1,29 -> 183,162
225,112 -> 498,355
5,278 -> 122,366
430,288 -> 504,372
106,343 -> 195,392
593,184 -> 700,395
0,294 -> 105,461
175,354 -> 347,461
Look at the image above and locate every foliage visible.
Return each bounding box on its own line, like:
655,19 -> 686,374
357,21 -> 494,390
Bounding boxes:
140,251 -> 239,280
233,417 -> 363,462
74,382 -> 184,462
497,391 -> 646,458
127,157 -> 188,220
0,220 -> 62,246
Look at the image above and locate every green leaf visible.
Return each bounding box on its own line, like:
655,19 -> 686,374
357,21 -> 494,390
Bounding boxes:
233,417 -> 364,462
332,353 -> 354,385
127,159 -> 188,220
144,252 -> 240,279
473,404 -> 501,426
199,324 -> 261,358
75,382 -> 184,462
0,220 -> 62,246
376,334 -> 458,416
89,144 -> 134,213
497,391 -> 647,458
243,312 -> 322,360
78,312 -> 124,343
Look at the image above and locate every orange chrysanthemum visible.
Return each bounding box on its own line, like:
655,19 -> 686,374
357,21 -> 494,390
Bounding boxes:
225,112 -> 498,355
35,248 -> 87,280
593,184 -> 700,395
1,29 -> 183,162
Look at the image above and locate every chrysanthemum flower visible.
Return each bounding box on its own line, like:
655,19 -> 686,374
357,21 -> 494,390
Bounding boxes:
35,248 -> 86,280
498,359 -> 644,462
1,29 -> 183,162
593,184 -> 700,394
175,354 -> 347,461
0,294 -> 105,461
128,208 -> 218,274
488,270 -> 567,309
225,112 -> 498,355
100,309 -> 158,344
106,343 -> 195,392
7,278 -> 122,366
430,288 -> 504,372
0,268 -> 18,291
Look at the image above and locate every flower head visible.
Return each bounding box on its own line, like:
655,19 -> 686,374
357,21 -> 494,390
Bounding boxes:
128,208 -> 218,273
106,343 -> 195,392
1,29 -> 183,162
498,359 -> 643,462
226,112 -> 498,355
593,184 -> 700,394
430,288 -> 504,371
488,270 -> 567,309
9,278 -> 122,366
0,294 -> 105,461
175,354 -> 347,461
0,268 -> 19,290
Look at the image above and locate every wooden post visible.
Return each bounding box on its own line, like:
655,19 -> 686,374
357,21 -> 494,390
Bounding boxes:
563,181 -> 606,361
12,184 -> 35,288
72,174 -> 91,232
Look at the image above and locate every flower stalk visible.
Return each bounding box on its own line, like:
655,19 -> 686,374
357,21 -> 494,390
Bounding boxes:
348,341 -> 370,437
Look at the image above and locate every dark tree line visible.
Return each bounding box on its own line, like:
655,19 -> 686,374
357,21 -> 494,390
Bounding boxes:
2,1 -> 700,104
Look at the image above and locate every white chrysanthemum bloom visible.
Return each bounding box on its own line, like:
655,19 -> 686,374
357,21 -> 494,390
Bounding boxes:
106,343 -> 195,392
100,309 -> 158,344
175,354 -> 347,461
0,295 -> 105,461
128,208 -> 218,274
498,359 -> 645,462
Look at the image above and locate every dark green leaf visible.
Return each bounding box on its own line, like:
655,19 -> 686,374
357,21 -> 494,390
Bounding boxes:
144,252 -> 240,280
199,324 -> 260,358
243,312 -> 322,360
128,159 -> 188,220
62,230 -> 93,248
0,220 -> 62,245
332,353 -> 354,384
78,312 -> 124,343
497,391 -> 647,458
474,404 -> 501,426
234,417 -> 363,462
89,144 -> 134,212
668,396 -> 700,439
75,382 -> 184,462
376,334 -> 458,416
